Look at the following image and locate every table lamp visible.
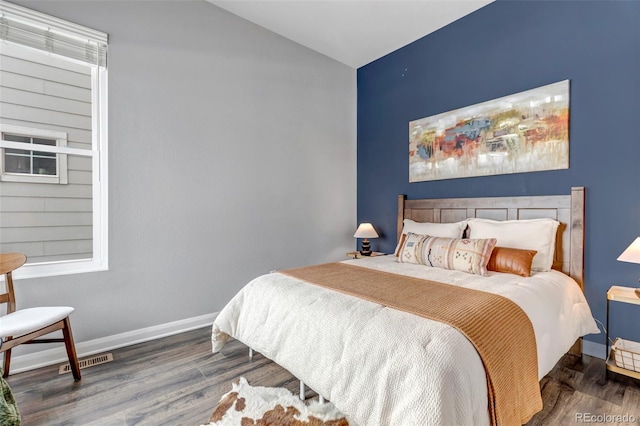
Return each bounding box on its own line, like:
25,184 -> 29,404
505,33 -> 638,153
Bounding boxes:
617,237 -> 640,298
354,223 -> 379,256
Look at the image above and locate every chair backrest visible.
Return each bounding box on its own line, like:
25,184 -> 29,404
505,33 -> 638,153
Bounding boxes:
0,253 -> 27,316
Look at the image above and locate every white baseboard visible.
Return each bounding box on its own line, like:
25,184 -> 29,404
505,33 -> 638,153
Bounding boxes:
583,339 -> 606,360
8,312 -> 218,375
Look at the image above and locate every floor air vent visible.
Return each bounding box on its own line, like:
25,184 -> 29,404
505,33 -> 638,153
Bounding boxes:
58,353 -> 113,375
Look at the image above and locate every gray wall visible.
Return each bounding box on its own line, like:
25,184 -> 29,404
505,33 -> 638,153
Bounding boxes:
9,1 -> 356,355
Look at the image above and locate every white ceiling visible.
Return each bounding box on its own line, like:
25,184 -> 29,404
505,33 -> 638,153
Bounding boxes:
208,0 -> 493,69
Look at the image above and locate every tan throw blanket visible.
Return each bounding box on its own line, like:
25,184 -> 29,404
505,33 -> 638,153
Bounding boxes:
280,262 -> 542,426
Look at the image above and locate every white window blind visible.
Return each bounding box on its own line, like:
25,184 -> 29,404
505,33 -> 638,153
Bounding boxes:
0,1 -> 107,67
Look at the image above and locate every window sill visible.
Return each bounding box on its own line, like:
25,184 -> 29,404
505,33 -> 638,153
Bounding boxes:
4,258 -> 108,280
0,174 -> 67,184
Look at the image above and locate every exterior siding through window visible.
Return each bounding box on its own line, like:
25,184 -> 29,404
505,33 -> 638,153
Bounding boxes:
0,44 -> 93,264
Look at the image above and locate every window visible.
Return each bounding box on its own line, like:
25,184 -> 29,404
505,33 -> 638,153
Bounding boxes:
1,125 -> 68,184
0,2 -> 108,278
5,134 -> 57,175
5,135 -> 57,175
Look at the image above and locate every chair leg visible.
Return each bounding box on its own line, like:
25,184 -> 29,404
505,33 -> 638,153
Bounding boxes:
2,348 -> 11,378
62,317 -> 81,381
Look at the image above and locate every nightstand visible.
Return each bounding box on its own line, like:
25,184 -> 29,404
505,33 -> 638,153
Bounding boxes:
346,251 -> 385,259
605,286 -> 640,380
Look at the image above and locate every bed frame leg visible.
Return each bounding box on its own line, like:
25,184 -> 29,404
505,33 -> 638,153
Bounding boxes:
248,347 -> 253,360
298,380 -> 325,403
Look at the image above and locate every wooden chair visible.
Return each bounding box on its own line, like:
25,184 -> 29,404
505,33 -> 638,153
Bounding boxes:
0,253 -> 81,381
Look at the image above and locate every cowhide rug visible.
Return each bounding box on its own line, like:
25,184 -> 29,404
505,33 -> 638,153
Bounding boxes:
203,377 -> 348,426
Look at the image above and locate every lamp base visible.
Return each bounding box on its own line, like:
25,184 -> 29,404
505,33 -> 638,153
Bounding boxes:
360,239 -> 372,256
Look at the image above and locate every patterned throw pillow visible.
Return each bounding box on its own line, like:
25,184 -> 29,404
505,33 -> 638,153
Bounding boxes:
397,233 -> 497,276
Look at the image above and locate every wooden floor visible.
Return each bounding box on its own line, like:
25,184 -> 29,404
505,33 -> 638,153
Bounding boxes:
5,326 -> 640,425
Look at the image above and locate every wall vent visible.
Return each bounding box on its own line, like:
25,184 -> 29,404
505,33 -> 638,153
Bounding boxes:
58,352 -> 113,375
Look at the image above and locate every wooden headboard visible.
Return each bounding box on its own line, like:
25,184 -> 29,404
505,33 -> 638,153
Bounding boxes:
397,187 -> 585,291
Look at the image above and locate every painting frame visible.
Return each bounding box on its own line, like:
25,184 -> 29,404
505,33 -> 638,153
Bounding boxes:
409,80 -> 570,182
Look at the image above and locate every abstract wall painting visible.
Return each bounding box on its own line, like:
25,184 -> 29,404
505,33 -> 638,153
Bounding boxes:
409,80 -> 569,182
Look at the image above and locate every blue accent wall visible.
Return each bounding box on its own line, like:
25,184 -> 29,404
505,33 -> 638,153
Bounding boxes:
357,0 -> 640,346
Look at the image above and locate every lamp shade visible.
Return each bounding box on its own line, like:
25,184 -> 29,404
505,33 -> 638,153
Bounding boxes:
617,237 -> 640,264
353,223 -> 379,239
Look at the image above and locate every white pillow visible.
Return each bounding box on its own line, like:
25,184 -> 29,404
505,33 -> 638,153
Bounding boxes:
466,218 -> 559,271
395,219 -> 467,255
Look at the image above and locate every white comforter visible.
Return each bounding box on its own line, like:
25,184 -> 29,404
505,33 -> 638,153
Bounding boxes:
212,255 -> 598,426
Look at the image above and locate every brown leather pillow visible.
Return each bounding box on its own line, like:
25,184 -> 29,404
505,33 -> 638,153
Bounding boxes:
487,247 -> 537,277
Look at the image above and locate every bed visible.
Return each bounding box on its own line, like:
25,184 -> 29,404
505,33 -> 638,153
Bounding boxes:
211,187 -> 599,425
